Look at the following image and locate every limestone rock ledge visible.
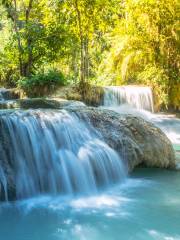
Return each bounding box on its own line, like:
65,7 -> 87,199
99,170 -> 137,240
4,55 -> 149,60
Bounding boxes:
72,107 -> 176,171
0,106 -> 176,201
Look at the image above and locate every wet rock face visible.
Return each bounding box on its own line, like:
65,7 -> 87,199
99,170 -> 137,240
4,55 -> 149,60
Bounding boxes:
51,85 -> 104,107
0,120 -> 16,201
17,98 -> 86,109
0,88 -> 20,101
0,98 -> 86,110
0,107 -> 176,201
73,108 -> 176,171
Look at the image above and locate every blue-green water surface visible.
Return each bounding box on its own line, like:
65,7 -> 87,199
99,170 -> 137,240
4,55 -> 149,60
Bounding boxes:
0,168 -> 180,240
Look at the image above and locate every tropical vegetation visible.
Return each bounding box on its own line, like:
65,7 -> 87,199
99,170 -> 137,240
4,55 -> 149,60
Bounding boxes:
0,0 -> 179,108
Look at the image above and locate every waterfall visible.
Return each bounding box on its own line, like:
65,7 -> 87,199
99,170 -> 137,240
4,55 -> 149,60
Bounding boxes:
0,110 -> 126,200
0,88 -> 5,101
103,86 -> 154,112
0,166 -> 8,201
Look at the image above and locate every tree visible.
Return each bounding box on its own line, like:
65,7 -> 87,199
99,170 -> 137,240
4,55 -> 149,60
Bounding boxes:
99,0 -> 179,107
55,0 -> 121,96
1,0 -> 67,77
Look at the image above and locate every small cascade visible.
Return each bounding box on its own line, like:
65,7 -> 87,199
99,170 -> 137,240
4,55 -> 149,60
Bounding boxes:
0,166 -> 8,201
0,88 -> 21,110
0,88 -> 6,101
0,88 -> 19,101
0,110 -> 126,200
104,86 -> 154,112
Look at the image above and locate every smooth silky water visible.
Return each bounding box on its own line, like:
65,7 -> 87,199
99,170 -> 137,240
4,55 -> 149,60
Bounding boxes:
102,85 -> 180,164
0,86 -> 179,240
103,86 -> 154,112
0,168 -> 180,240
0,110 -> 126,200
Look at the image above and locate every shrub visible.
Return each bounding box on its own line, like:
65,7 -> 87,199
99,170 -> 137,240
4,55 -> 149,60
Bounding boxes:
18,70 -> 66,97
0,66 -> 20,88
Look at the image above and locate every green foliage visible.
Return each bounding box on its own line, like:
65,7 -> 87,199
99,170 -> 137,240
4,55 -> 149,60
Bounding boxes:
1,0 -> 69,78
0,0 -> 179,108
0,65 -> 19,87
0,55 -> 20,87
137,65 -> 169,107
18,70 -> 66,97
98,0 -> 179,107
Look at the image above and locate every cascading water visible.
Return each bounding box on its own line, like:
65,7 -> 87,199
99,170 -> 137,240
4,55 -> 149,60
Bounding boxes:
0,100 -> 179,240
103,85 -> 180,168
103,86 -> 154,112
0,88 -> 5,101
0,88 -> 19,109
0,110 -> 126,200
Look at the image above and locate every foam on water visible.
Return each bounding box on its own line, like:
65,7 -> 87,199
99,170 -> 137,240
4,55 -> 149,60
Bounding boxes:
0,88 -> 6,101
103,86 -> 154,112
101,104 -> 180,146
0,86 -> 179,239
0,109 -> 126,200
0,169 -> 180,240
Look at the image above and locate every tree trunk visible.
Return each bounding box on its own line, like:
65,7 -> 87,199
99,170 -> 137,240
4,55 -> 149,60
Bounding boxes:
25,0 -> 34,77
80,38 -> 85,84
11,0 -> 24,76
85,37 -> 89,81
74,0 -> 87,88
6,0 -> 34,77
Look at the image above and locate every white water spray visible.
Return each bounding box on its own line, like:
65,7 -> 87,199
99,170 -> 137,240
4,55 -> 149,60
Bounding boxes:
0,110 -> 126,200
0,88 -> 6,101
103,86 -> 154,112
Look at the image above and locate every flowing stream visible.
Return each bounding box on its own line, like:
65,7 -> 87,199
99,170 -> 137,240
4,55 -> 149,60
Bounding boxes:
0,168 -> 180,240
0,86 -> 179,240
104,86 -> 154,112
0,88 -> 6,101
103,86 -> 180,162
0,88 -> 18,109
0,110 -> 125,200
